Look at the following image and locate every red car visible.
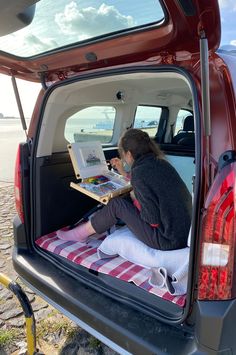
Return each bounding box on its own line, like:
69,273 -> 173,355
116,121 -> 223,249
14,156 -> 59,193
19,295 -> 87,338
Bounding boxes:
1,0 -> 236,353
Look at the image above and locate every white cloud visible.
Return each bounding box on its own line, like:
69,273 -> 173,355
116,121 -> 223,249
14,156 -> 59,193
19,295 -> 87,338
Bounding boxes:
230,40 -> 236,46
4,33 -> 59,56
23,34 -> 58,53
219,0 -> 236,10
219,0 -> 230,8
55,1 -> 135,40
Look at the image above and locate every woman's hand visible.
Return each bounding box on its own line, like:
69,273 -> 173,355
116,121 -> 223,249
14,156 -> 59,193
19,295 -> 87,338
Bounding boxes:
110,157 -> 126,177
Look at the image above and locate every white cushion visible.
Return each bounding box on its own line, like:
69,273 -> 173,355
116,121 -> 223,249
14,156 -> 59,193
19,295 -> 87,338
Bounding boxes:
97,226 -> 189,271
97,226 -> 190,295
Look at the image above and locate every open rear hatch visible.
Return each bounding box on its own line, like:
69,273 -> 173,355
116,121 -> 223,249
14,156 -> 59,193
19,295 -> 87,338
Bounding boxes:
0,0 -> 220,85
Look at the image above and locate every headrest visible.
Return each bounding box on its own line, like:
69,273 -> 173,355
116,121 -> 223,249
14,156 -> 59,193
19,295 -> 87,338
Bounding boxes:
183,115 -> 194,132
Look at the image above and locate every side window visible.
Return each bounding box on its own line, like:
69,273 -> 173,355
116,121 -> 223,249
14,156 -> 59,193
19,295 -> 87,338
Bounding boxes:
134,105 -> 162,137
174,109 -> 192,135
64,106 -> 116,143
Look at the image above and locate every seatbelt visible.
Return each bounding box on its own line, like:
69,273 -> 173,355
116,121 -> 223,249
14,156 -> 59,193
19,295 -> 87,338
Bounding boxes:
170,123 -> 175,142
155,108 -> 168,143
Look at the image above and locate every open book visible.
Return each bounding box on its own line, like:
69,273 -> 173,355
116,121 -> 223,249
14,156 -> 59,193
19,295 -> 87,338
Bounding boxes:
68,141 -> 132,204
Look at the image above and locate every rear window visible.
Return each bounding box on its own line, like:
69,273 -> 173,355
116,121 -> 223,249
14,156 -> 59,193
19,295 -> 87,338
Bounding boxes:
64,106 -> 116,144
0,0 -> 164,57
134,105 -> 162,137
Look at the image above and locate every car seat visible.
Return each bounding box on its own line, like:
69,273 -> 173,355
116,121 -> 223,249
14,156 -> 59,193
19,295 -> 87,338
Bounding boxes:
172,115 -> 195,147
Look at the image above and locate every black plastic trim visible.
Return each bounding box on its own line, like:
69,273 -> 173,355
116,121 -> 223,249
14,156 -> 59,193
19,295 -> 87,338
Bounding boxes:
195,299 -> 236,352
218,150 -> 236,172
38,247 -> 184,321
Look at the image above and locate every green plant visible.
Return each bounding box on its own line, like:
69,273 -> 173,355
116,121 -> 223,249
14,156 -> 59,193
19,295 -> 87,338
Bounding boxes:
37,318 -> 75,339
88,336 -> 101,349
46,308 -> 59,318
0,328 -> 20,347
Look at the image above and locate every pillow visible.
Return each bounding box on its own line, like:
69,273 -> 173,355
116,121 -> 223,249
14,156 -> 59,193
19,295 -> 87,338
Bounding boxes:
97,226 -> 190,295
97,226 -> 189,272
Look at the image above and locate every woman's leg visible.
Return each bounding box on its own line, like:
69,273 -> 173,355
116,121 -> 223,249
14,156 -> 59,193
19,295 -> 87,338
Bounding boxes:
91,197 -> 160,249
57,196 -> 132,242
58,197 -> 160,248
57,220 -> 96,242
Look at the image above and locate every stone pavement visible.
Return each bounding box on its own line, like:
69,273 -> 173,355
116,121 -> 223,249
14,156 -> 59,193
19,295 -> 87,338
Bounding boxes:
0,181 -> 13,188
0,184 -> 54,353
0,184 -> 118,355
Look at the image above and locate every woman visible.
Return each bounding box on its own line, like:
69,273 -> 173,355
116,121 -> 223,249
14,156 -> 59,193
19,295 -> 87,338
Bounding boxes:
57,129 -> 192,250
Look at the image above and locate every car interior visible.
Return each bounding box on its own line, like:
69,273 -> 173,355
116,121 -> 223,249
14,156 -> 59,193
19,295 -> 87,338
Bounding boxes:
32,70 -> 196,320
172,115 -> 195,147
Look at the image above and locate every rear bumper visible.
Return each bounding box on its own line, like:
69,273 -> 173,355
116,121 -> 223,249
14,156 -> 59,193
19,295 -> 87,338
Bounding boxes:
195,299 -> 236,353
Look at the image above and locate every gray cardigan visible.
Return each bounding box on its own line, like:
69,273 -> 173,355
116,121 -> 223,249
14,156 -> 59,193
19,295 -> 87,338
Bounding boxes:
131,153 -> 192,250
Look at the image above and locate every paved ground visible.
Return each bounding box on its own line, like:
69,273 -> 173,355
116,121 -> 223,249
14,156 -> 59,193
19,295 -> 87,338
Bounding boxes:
0,184 -> 117,355
0,181 -> 13,188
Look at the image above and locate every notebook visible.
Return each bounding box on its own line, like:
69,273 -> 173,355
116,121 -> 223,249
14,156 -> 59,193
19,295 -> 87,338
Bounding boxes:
68,141 -> 132,204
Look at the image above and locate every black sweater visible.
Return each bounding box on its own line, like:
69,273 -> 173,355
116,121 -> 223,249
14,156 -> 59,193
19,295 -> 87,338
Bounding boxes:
131,153 -> 192,250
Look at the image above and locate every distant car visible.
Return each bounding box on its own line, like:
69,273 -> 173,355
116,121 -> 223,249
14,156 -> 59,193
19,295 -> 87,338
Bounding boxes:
1,0 -> 236,354
147,120 -> 158,127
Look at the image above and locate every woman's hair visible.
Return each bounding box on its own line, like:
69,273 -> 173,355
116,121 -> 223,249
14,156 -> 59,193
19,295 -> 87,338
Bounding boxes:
118,128 -> 164,161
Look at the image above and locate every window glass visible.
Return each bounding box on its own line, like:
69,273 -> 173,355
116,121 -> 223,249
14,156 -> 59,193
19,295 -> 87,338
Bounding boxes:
0,0 -> 164,57
134,105 -> 162,137
174,109 -> 192,135
65,106 -> 115,143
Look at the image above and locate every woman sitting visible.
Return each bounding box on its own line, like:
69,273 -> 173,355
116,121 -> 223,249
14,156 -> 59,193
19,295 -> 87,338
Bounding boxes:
57,129 -> 192,250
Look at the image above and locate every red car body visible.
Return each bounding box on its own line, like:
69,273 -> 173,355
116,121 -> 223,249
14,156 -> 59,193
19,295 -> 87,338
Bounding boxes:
1,0 -> 236,353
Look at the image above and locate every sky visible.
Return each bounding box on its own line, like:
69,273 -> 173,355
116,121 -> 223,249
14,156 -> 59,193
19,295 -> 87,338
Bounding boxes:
0,75 -> 40,118
219,0 -> 236,47
0,0 -> 235,118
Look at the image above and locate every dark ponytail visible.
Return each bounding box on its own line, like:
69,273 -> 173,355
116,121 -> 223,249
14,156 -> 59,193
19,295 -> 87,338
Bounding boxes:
119,128 -> 164,161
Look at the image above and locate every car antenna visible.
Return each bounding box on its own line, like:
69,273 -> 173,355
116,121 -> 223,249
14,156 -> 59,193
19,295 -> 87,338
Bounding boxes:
11,75 -> 28,139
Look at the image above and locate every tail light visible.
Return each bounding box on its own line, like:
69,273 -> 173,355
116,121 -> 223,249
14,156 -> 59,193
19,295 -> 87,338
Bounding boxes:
14,145 -> 24,223
198,158 -> 236,300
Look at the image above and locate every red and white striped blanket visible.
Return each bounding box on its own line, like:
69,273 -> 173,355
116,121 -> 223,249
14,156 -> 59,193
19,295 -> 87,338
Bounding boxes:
36,232 -> 186,307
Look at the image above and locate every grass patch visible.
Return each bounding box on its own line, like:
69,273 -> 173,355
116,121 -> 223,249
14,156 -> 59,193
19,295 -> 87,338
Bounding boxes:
37,318 -> 75,339
0,298 -> 5,305
89,336 -> 101,349
0,328 -> 20,347
45,308 -> 59,318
